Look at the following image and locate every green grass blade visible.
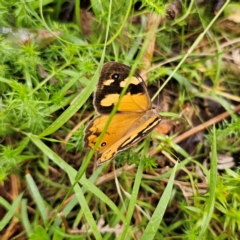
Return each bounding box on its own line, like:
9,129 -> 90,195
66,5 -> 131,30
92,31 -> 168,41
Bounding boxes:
197,125 -> 217,238
120,161 -> 144,239
26,173 -> 49,225
140,162 -> 178,240
0,193 -> 23,231
21,198 -> 33,236
67,171 -> 103,240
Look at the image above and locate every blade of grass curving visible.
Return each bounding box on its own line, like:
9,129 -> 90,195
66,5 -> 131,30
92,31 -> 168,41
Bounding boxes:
26,173 -> 49,225
140,162 -> 178,240
197,125 -> 217,238
0,193 -> 23,231
21,198 -> 33,236
91,0 -> 133,47
0,197 -> 11,210
213,39 -> 222,87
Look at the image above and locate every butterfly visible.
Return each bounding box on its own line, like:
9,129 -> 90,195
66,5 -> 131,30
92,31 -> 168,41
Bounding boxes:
84,62 -> 161,165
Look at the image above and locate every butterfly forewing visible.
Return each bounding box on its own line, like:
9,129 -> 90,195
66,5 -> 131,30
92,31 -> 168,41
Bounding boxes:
94,62 -> 151,114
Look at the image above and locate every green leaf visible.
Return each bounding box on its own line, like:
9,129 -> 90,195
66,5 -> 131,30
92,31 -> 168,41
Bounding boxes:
197,125 -> 217,238
26,173 -> 49,225
0,193 -> 23,231
29,225 -> 50,240
140,162 -> 178,240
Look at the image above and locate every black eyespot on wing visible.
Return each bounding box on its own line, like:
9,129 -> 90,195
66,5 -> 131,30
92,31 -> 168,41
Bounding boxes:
112,73 -> 119,80
101,142 -> 106,147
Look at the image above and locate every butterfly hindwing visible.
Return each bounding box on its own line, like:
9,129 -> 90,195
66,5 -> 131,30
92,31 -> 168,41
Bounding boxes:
84,113 -> 146,150
84,111 -> 161,165
97,111 -> 161,165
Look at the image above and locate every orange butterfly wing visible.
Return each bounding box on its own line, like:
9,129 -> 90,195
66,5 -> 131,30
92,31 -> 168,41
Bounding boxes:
84,62 -> 161,165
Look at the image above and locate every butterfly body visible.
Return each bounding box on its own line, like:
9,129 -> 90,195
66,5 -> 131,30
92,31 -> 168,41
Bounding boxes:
84,62 -> 161,165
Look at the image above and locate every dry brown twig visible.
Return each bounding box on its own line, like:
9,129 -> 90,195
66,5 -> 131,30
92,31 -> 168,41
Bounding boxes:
173,104 -> 240,145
